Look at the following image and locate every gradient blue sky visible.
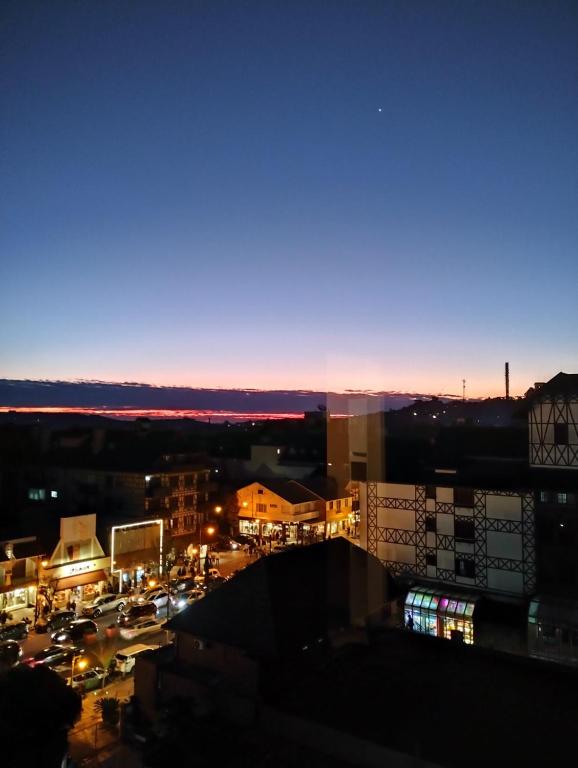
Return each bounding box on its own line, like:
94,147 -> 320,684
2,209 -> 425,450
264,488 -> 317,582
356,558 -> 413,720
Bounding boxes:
2,1 -> 577,398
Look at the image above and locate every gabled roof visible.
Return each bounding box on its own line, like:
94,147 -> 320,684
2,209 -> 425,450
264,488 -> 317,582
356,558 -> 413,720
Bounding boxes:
533,372 -> 578,400
294,477 -> 350,502
252,479 -> 321,505
166,538 -> 396,660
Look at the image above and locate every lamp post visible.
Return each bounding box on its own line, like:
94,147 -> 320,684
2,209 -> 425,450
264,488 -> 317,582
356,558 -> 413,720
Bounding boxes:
70,654 -> 87,687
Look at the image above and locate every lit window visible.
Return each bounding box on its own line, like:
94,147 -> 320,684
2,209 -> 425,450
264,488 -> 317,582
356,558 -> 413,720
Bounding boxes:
28,488 -> 45,501
539,491 -> 549,503
50,490 -> 58,499
557,493 -> 568,505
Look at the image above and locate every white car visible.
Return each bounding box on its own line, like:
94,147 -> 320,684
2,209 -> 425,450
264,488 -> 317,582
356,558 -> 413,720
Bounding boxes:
119,618 -> 166,641
81,594 -> 127,618
170,589 -> 204,611
138,589 -> 169,608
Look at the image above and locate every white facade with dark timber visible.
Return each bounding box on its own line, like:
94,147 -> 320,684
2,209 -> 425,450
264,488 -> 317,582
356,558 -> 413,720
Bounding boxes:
529,373 -> 578,469
360,481 -> 536,597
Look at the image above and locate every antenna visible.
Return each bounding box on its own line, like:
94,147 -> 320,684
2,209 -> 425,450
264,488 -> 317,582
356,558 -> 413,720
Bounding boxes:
462,379 -> 466,402
505,362 -> 510,400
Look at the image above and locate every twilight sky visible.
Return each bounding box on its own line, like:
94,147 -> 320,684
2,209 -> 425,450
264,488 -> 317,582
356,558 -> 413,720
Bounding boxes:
2,1 -> 577,399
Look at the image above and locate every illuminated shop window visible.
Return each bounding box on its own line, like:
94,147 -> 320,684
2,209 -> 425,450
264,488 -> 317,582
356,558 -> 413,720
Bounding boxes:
405,587 -> 477,645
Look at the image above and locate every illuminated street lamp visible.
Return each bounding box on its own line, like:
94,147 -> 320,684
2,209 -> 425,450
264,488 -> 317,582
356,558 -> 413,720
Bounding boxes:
214,506 -> 222,514
70,654 -> 87,686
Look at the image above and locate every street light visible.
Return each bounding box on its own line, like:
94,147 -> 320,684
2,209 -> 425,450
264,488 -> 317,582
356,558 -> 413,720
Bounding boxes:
70,654 -> 87,686
214,506 -> 222,514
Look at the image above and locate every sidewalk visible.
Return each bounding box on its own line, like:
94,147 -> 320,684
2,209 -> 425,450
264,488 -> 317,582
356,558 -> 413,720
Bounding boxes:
68,676 -> 137,767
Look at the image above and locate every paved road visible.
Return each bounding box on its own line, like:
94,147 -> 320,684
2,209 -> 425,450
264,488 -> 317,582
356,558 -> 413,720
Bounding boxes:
20,548 -> 250,662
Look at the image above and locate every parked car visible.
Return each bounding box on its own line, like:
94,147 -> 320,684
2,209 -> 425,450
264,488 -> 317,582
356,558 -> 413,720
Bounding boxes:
51,619 -> 98,644
0,640 -> 22,668
23,644 -> 84,668
170,589 -> 204,610
194,568 -> 221,582
138,589 -> 169,609
55,665 -> 107,692
47,610 -> 77,631
82,594 -> 127,618
170,577 -> 196,593
120,618 -> 165,641
0,621 -> 29,642
114,643 -> 157,674
117,602 -> 157,626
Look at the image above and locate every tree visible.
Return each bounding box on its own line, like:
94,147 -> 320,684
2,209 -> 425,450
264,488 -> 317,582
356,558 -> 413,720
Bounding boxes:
95,695 -> 120,726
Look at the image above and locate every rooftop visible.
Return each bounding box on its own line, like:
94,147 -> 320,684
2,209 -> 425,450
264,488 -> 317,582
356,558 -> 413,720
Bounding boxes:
166,538 -> 396,660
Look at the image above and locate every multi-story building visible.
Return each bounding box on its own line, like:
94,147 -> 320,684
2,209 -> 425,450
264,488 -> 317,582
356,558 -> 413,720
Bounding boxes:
17,455 -> 212,554
347,373 -> 578,655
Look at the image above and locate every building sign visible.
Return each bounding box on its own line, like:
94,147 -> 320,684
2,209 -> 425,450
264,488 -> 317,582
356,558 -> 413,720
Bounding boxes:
47,556 -> 110,581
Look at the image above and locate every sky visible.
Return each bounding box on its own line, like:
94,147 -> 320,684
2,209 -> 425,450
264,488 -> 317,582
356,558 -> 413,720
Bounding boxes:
2,0 -> 577,399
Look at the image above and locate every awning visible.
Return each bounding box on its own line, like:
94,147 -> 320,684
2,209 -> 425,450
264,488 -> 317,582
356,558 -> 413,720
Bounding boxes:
405,586 -> 478,619
52,569 -> 107,592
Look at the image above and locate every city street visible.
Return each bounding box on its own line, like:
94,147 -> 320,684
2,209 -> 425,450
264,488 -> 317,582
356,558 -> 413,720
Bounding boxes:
19,547 -> 250,661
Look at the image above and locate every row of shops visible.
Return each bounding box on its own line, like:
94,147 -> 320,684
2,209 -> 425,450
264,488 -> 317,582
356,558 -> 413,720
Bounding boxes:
238,513 -> 360,542
0,515 -> 166,619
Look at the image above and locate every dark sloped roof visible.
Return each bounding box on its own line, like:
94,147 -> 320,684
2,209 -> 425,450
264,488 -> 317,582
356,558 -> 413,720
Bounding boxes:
257,479 -> 321,504
294,477 -> 346,501
166,538 -> 395,660
533,372 -> 578,400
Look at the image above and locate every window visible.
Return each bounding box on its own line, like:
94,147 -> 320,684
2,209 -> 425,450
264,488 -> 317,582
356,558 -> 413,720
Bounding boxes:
455,558 -> 475,578
269,503 -> 278,509
554,423 -> 569,445
539,491 -> 550,503
425,485 -> 437,500
329,501 -> 334,510
455,518 -> 475,541
184,494 -> 196,508
336,500 -> 341,511
256,503 -> 267,514
50,490 -> 58,499
28,488 -> 45,501
557,493 -> 568,505
169,475 -> 179,489
257,489 -> 264,495
426,552 -> 437,566
454,488 -> 474,507
425,516 -> 436,533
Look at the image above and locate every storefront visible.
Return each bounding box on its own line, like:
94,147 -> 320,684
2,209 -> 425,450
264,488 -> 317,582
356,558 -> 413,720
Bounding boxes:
528,595 -> 578,666
45,514 -> 110,607
0,585 -> 36,613
47,558 -> 110,608
110,519 -> 163,591
405,587 -> 478,645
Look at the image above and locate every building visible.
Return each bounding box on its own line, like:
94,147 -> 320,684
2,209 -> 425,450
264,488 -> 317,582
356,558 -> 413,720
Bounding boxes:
134,538 -> 395,724
235,479 -> 354,543
0,534 -> 44,616
42,514 -> 110,609
348,373 -> 578,654
16,455 -> 211,555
